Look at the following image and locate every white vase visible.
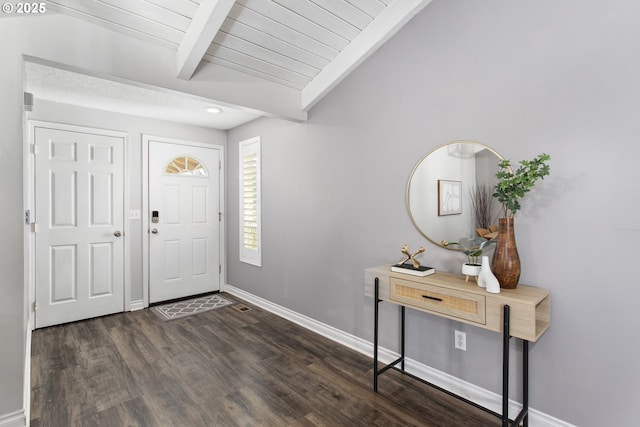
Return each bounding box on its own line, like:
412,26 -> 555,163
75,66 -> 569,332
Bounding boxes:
478,256 -> 500,294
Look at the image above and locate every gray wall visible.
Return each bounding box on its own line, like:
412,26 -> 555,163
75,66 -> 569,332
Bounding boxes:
227,1 -> 640,425
29,100 -> 226,303
0,18 -> 28,420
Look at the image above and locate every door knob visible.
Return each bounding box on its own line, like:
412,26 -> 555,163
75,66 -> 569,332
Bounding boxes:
114,231 -> 122,237
151,228 -> 158,234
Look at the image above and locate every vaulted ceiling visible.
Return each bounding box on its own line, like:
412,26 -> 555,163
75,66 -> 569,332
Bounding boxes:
40,0 -> 433,128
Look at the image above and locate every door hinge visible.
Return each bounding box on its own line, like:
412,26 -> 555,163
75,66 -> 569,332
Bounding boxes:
31,144 -> 38,154
33,302 -> 37,311
219,212 -> 222,222
24,92 -> 33,112
219,160 -> 222,170
25,209 -> 30,225
219,265 -> 222,274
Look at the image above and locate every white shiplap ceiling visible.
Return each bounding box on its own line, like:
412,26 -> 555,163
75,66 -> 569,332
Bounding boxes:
40,0 -> 432,128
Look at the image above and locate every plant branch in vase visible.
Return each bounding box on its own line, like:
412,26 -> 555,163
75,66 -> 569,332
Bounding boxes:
470,183 -> 498,233
493,153 -> 551,218
492,153 -> 551,288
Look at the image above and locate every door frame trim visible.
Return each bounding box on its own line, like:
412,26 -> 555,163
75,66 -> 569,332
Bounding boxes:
26,120 -> 130,328
142,135 -> 225,308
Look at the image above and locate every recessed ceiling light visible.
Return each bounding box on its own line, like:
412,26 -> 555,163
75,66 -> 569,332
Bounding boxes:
206,106 -> 223,114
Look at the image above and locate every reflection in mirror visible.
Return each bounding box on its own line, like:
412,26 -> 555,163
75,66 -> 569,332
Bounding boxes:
406,141 -> 504,248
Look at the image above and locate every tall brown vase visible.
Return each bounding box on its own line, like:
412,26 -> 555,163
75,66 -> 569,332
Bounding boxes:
491,217 -> 521,289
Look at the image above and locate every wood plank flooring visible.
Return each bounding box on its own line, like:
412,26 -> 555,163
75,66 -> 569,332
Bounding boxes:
31,294 -> 499,426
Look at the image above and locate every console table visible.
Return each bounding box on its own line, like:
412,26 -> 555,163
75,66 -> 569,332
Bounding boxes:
365,266 -> 551,427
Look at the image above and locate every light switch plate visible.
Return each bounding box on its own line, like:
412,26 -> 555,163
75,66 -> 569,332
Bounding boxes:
129,209 -> 141,220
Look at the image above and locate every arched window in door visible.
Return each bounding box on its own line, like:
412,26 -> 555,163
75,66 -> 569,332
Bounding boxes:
164,156 -> 209,177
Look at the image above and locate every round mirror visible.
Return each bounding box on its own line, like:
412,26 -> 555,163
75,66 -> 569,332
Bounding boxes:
406,141 -> 504,247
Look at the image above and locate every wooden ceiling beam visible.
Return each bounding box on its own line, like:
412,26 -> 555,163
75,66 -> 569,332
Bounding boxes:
177,0 -> 236,80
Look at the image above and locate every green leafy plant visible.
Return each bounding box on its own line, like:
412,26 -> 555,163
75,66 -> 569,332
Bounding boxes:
441,237 -> 495,266
493,153 -> 551,218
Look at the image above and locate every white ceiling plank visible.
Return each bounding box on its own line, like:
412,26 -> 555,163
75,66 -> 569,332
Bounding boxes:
344,0 -> 385,18
204,55 -> 305,90
301,0 -> 433,111
221,18 -> 329,69
309,0 -> 374,29
215,27 -> 324,75
177,0 -> 236,80
271,0 -> 360,40
236,0 -> 349,51
212,31 -> 320,78
228,4 -> 338,61
145,0 -> 199,19
206,45 -> 312,86
47,0 -> 184,45
92,0 -> 192,31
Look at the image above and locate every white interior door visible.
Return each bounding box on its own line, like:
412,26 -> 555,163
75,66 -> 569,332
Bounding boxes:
34,126 -> 125,328
148,140 -> 220,303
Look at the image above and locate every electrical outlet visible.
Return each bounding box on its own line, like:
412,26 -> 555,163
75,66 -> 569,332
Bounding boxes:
454,330 -> 466,351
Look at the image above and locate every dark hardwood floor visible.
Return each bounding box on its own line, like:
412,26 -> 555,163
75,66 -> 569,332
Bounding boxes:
31,294 -> 499,426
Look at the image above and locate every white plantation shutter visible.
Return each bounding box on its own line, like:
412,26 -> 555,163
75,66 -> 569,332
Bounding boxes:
239,137 -> 261,266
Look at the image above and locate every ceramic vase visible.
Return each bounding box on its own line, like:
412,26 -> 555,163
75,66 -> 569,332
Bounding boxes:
478,256 -> 500,294
461,263 -> 481,282
491,217 -> 521,289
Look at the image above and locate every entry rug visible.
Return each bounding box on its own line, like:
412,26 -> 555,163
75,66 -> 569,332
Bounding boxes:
151,294 -> 235,321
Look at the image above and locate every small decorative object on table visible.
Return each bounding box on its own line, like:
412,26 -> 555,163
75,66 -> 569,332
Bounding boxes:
391,245 -> 435,277
441,237 -> 495,283
477,256 -> 500,294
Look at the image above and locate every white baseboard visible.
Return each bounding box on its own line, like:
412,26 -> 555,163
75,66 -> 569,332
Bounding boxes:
0,410 -> 26,427
130,300 -> 145,311
223,284 -> 574,427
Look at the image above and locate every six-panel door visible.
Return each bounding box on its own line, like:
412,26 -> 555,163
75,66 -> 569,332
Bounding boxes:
34,126 -> 125,328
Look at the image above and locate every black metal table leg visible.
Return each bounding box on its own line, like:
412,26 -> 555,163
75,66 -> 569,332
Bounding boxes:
502,305 -> 510,427
374,278 -> 379,392
523,340 -> 529,427
373,277 -> 406,392
400,305 -> 405,372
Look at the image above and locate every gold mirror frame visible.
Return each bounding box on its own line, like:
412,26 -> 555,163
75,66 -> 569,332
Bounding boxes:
405,140 -> 505,248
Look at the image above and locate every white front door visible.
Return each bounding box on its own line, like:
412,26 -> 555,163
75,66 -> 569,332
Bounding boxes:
34,125 -> 125,328
148,140 -> 221,303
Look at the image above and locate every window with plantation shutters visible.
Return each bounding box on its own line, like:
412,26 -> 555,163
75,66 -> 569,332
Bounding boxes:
239,137 -> 261,266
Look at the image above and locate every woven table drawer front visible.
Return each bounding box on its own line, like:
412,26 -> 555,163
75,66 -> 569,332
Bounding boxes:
390,278 -> 486,324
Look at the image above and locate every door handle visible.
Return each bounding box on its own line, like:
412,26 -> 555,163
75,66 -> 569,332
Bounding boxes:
114,231 -> 122,237
151,228 -> 158,234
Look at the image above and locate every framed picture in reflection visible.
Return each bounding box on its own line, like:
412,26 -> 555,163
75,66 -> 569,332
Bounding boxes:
438,180 -> 462,216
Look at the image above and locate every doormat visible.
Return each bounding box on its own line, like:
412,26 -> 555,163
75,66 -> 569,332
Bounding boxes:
151,294 -> 235,321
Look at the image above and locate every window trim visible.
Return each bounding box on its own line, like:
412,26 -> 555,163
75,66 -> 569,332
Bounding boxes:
239,136 -> 262,267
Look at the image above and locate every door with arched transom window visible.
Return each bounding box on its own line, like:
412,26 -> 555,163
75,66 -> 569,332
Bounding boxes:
148,139 -> 221,303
